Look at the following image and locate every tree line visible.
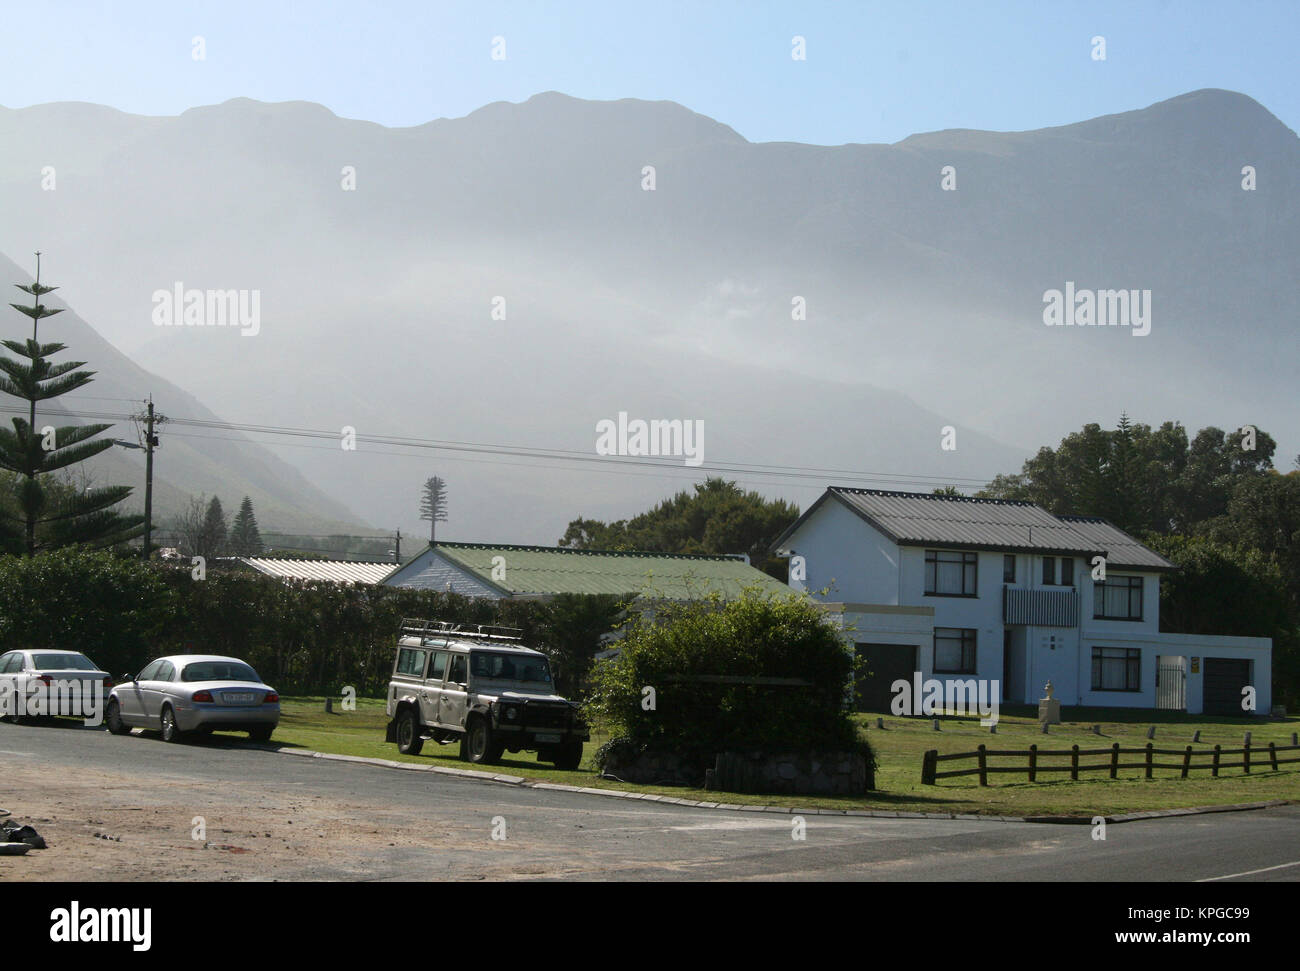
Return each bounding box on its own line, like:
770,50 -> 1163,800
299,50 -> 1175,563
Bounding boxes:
167,494 -> 264,558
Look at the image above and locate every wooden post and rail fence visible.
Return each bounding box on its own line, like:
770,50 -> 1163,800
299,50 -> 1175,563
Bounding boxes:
922,740 -> 1300,786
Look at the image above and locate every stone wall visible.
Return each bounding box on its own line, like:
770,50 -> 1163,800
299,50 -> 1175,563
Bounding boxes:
600,746 -> 872,794
600,749 -> 700,788
706,750 -> 871,795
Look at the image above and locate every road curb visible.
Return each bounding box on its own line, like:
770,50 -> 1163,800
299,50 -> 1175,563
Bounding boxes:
259,744 -> 1292,823
1022,800 -> 1291,826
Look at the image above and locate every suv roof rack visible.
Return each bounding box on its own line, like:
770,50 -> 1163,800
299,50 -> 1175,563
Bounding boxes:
399,618 -> 525,645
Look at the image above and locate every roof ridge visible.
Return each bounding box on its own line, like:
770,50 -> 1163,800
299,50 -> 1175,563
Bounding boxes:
434,541 -> 744,561
828,486 -> 1038,507
242,555 -> 394,564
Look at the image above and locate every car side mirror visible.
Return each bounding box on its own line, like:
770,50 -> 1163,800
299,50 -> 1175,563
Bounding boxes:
121,673 -> 135,683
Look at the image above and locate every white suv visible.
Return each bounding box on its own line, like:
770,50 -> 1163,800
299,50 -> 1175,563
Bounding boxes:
385,619 -> 587,769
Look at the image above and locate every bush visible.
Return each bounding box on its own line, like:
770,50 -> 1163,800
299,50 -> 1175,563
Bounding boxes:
0,551 -> 617,697
586,588 -> 873,777
0,548 -> 178,678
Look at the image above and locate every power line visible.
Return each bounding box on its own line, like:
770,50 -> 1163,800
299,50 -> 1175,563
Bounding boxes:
158,428 -> 834,493
0,403 -> 998,491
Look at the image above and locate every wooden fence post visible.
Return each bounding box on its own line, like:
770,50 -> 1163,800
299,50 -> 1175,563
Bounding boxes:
922,749 -> 937,785
1070,744 -> 1079,782
1110,742 -> 1119,779
977,744 -> 988,787
1244,740 -> 1251,775
1212,744 -> 1221,778
1028,743 -> 1037,783
1144,742 -> 1153,779
1181,746 -> 1192,779
1269,741 -> 1278,772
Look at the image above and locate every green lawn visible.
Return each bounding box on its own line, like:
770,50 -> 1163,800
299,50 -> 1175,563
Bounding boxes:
271,695 -> 614,786
258,697 -> 1299,817
854,706 -> 1300,816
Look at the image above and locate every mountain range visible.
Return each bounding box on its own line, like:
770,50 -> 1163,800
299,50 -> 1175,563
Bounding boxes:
0,87 -> 1294,543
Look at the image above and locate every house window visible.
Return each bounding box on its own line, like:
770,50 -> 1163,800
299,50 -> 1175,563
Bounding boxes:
1092,647 -> 1141,692
1003,555 -> 1016,583
1060,557 -> 1074,586
1094,576 -> 1143,620
925,550 -> 978,597
1042,556 -> 1056,585
934,628 -> 977,674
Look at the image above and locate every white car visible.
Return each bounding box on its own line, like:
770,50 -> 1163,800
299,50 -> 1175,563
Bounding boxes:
0,649 -> 112,724
106,654 -> 280,743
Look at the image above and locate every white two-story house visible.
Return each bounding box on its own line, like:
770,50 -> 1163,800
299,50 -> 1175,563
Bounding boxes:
771,487 -> 1273,717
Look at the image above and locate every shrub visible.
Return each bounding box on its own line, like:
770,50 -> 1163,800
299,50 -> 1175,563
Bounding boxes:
0,547 -> 178,677
0,551 -> 599,696
586,588 -> 873,777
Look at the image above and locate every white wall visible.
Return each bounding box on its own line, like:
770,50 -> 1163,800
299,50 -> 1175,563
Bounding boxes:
787,498 -> 900,604
385,549 -> 502,598
1072,632 -> 1272,714
1079,569 -> 1161,636
899,547 -> 1006,696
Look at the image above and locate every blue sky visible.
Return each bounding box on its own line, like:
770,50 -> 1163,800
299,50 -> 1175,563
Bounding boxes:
4,1 -> 1296,142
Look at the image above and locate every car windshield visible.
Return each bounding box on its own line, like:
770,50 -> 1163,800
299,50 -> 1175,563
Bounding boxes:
471,651 -> 551,683
180,661 -> 261,683
34,653 -> 99,671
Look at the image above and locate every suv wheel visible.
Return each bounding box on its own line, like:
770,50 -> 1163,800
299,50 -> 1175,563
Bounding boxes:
106,700 -> 132,735
396,707 -> 423,756
464,716 -> 502,765
553,741 -> 583,771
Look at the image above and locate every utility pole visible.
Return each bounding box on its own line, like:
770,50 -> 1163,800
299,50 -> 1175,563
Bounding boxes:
120,397 -> 165,559
393,529 -> 401,563
143,398 -> 158,558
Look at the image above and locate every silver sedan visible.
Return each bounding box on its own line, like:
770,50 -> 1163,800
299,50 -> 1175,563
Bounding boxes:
0,649 -> 112,725
106,654 -> 280,743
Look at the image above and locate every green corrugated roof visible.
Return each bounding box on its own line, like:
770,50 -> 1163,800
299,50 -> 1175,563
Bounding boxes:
433,542 -> 790,600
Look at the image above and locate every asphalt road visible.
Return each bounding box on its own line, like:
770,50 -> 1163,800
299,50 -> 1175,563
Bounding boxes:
2,721 -> 1297,881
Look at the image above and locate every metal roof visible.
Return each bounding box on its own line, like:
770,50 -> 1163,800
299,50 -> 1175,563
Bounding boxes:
237,557 -> 398,585
829,489 -> 1104,554
1056,516 -> 1177,571
773,488 -> 1176,568
426,542 -> 790,600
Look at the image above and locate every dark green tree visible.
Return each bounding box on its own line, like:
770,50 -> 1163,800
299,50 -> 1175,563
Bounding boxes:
229,495 -> 264,556
0,256 -> 142,555
200,496 -> 228,558
980,416 -> 1275,533
535,593 -> 625,698
557,478 -> 799,579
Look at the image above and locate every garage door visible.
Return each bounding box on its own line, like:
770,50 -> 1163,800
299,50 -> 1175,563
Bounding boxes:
855,643 -> 918,713
1202,658 -> 1251,716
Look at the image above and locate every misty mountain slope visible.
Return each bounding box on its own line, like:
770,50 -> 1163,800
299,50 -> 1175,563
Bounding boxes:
0,253 -> 369,534
0,88 -> 1294,542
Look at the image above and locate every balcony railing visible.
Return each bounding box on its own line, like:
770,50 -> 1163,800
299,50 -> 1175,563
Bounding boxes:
1003,586 -> 1079,628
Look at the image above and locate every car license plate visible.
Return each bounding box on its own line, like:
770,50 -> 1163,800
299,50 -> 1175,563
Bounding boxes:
222,692 -> 256,704
535,733 -> 560,744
